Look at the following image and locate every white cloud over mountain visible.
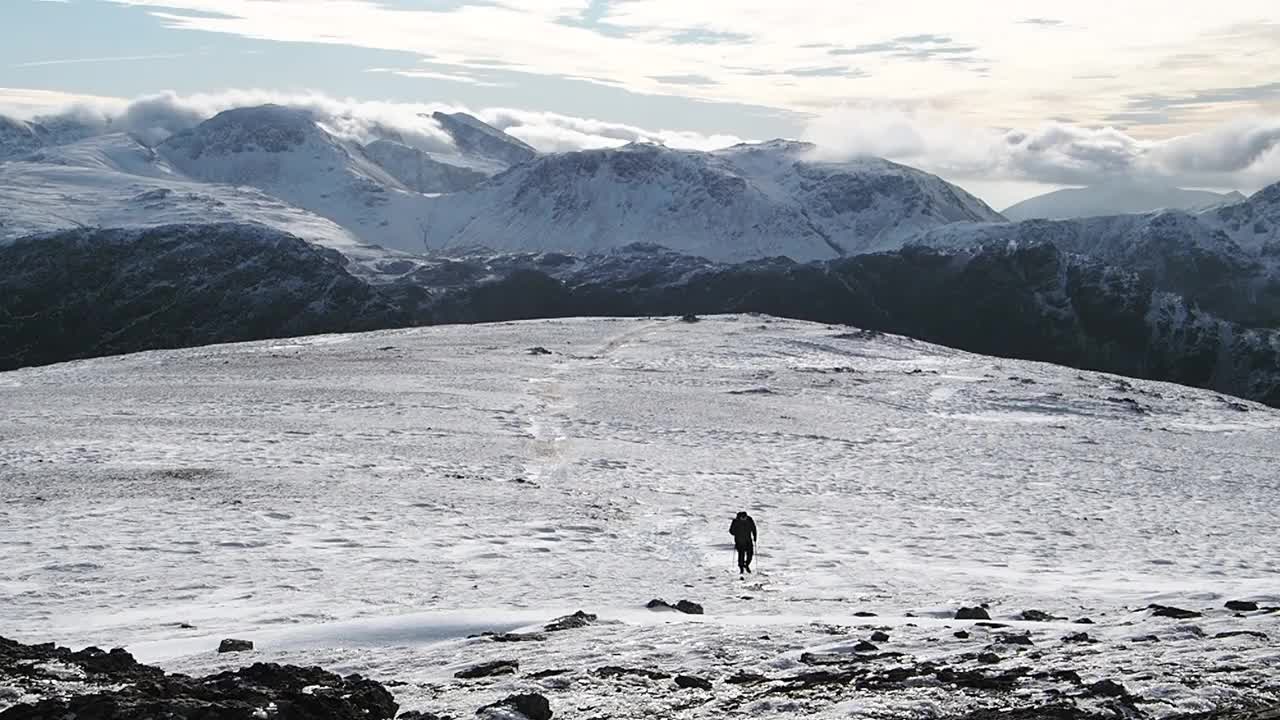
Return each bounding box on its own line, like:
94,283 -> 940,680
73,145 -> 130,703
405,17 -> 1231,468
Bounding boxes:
2,89 -> 1277,200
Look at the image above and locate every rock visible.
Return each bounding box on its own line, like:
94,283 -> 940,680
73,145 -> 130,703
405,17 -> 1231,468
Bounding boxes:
997,633 -> 1035,646
725,672 -> 768,685
1131,634 -> 1161,643
1147,604 -> 1202,619
1226,600 -> 1259,612
481,632 -> 547,643
679,314 -> 701,323
954,631 -> 971,639
956,607 -> 991,620
217,638 -> 254,653
974,622 -> 1010,628
528,669 -> 569,678
1088,679 -> 1130,698
1062,632 -> 1096,644
675,600 -> 704,615
1214,630 -> 1269,641
978,652 -> 1002,664
455,660 -> 518,679
595,666 -> 671,681
1019,610 -> 1063,622
479,693 -> 552,720
674,674 -> 712,690
1074,617 -> 1095,624
852,611 -> 878,617
544,610 -> 597,632
0,637 -> 399,720
398,712 -> 446,720
870,631 -> 890,642
853,641 -> 879,652
527,346 -> 553,355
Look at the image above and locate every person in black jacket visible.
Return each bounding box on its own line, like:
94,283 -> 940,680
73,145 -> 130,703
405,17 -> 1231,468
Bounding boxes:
729,511 -> 758,574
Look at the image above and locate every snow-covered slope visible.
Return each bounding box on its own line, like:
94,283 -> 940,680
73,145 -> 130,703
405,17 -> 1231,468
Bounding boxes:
0,144 -> 380,260
431,110 -> 538,168
156,105 -> 439,253
361,138 -> 488,194
1004,182 -> 1247,220
0,114 -> 97,161
1203,181 -> 1280,249
421,140 -> 1004,262
2,317 -> 1277,719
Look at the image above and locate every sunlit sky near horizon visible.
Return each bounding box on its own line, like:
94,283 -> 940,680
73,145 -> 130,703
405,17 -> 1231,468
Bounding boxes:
1,0 -> 1278,204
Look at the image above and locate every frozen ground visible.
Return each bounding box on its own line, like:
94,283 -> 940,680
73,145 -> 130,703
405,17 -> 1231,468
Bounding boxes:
1,316 -> 1277,718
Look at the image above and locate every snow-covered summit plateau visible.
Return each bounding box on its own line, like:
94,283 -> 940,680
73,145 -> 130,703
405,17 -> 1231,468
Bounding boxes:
2,316 -> 1276,718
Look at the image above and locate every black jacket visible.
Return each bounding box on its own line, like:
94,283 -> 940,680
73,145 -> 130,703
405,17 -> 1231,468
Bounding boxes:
729,515 -> 757,548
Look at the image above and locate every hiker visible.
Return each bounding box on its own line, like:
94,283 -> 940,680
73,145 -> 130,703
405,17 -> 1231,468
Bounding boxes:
729,511 -> 758,574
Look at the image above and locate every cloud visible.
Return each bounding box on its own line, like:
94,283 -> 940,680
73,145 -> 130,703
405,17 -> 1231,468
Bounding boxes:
11,53 -> 194,69
1,89 -> 746,155
476,107 -> 747,152
803,106 -> 1280,190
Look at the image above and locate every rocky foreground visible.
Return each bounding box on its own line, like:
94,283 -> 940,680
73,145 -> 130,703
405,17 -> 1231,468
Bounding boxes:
4,603 -> 1279,720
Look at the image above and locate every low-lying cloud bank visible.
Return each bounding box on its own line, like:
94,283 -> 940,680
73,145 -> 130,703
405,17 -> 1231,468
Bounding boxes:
4,89 -> 1278,194
804,107 -> 1280,192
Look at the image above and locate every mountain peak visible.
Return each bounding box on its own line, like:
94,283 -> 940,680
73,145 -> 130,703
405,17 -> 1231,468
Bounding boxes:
162,105 -> 323,160
430,111 -> 537,167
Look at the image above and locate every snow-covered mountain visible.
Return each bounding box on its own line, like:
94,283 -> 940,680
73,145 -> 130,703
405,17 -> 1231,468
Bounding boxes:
420,140 -> 1005,262
155,105 -> 442,253
1003,181 -> 1246,220
0,132 -> 403,271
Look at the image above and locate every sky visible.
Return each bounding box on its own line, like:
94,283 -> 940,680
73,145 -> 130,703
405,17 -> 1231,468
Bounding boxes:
1,0 -> 1279,206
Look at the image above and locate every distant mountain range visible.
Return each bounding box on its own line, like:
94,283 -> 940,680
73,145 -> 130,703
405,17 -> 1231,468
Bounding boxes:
2,102 -> 1279,406
1003,182 -> 1246,221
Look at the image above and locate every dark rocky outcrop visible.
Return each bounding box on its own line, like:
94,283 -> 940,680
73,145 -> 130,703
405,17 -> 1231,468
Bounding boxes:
956,607 -> 992,621
454,660 -> 518,679
674,675 -> 712,691
1148,604 -> 1203,619
543,611 -> 596,632
476,693 -> 552,720
0,636 -> 397,720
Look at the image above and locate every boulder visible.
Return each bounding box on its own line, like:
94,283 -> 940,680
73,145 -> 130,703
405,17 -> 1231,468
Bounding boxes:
217,638 -> 254,653
870,631 -> 890,643
977,652 -> 1002,664
455,660 -> 518,679
544,611 -> 597,632
1225,600 -> 1259,612
955,607 -> 991,620
595,666 -> 670,681
478,693 -> 552,720
725,672 -> 768,685
1019,610 -> 1063,622
1088,679 -> 1130,698
527,347 -> 553,356
674,675 -> 712,690
1147,604 -> 1201,619
853,641 -> 879,652
675,600 -> 704,615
